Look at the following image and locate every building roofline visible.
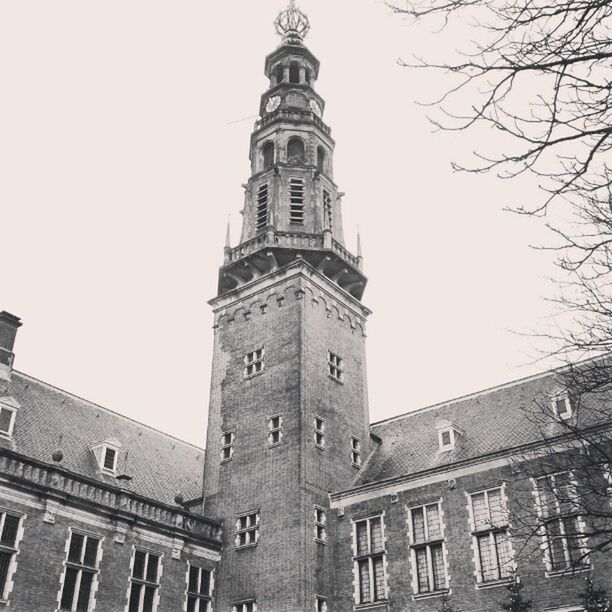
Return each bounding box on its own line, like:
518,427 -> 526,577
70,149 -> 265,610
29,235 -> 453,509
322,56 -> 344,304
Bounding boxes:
12,370 -> 206,454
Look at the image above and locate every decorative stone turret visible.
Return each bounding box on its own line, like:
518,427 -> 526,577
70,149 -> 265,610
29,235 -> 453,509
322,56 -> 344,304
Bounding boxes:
0,312 -> 22,382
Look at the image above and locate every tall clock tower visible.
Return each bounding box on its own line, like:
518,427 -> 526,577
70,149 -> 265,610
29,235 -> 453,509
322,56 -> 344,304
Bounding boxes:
203,4 -> 371,609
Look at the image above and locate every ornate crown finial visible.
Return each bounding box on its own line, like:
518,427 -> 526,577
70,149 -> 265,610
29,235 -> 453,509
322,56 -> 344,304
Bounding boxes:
275,0 -> 310,44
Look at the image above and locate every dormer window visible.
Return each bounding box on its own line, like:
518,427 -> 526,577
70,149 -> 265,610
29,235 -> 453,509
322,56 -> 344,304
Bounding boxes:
103,446 -> 117,472
551,391 -> 576,420
436,419 -> 463,452
0,397 -> 18,439
91,438 -> 121,475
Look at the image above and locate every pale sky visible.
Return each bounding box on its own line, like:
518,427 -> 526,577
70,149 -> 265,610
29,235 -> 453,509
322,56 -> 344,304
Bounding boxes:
0,1 -> 557,447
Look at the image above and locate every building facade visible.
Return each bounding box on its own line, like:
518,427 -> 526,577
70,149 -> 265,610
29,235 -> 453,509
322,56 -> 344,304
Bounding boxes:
0,3 -> 610,612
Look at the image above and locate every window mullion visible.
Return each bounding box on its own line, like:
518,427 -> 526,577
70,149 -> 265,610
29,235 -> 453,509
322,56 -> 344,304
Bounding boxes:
71,569 -> 82,612
426,545 -> 434,592
368,557 -> 375,603
0,513 -> 6,541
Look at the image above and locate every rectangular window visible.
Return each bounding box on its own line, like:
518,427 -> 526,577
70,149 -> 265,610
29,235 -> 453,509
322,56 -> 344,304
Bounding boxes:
314,507 -> 327,543
534,473 -> 589,572
186,565 -> 213,612
127,550 -> 161,612
351,436 -> 362,467
551,393 -> 576,420
268,415 -> 283,447
314,416 -> 325,448
468,487 -> 513,583
232,602 -> 256,612
328,351 -> 343,382
408,502 -> 447,594
220,431 -> 235,462
235,512 -> 259,548
256,183 -> 269,231
244,348 -> 264,378
323,189 -> 333,231
0,406 -> 16,438
102,447 -> 117,472
315,596 -> 328,612
59,532 -> 101,612
0,512 -> 21,600
353,516 -> 387,604
289,178 -> 305,224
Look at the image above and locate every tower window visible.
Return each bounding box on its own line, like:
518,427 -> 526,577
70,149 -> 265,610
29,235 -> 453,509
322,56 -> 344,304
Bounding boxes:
59,531 -> 101,612
323,189 -> 333,231
315,597 -> 327,612
276,64 -> 284,84
235,512 -> 259,548
186,565 -> 213,612
317,146 -> 327,173
221,431 -> 235,462
328,351 -> 343,382
262,142 -> 275,171
314,506 -> 327,543
289,62 -> 300,84
314,416 -> 325,448
244,348 -> 264,378
289,178 -> 305,224
287,137 -> 305,165
353,515 -> 387,604
268,415 -> 283,447
256,183 -> 269,231
351,436 -> 362,467
127,550 -> 161,612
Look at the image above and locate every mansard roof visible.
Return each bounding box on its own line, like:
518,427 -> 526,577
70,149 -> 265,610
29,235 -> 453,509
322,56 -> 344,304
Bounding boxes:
0,371 -> 204,506
355,366 -> 612,487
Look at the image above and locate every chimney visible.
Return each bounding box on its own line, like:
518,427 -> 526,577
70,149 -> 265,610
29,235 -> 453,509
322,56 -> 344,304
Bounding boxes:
0,312 -> 22,381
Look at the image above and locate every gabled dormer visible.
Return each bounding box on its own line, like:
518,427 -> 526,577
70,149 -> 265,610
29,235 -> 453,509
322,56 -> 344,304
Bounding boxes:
0,396 -> 19,439
435,419 -> 464,452
91,437 -> 122,476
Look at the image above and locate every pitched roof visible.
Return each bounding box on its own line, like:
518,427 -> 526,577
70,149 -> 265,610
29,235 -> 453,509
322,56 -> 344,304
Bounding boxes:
0,371 -> 205,506
355,368 -> 610,487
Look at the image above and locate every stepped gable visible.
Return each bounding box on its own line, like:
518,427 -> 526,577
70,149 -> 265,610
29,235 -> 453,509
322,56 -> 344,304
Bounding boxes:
0,371 -> 204,505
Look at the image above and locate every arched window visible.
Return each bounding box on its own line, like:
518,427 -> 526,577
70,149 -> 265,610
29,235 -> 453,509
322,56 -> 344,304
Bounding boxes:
289,62 -> 300,84
262,142 -> 275,170
304,69 -> 311,85
287,137 -> 305,165
276,64 -> 284,84
317,146 -> 326,173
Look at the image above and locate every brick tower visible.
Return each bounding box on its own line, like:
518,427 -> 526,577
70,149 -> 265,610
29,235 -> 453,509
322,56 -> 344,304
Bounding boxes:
203,3 -> 371,610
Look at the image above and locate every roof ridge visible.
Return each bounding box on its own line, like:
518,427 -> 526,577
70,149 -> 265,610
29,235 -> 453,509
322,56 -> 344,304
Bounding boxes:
12,370 -> 206,454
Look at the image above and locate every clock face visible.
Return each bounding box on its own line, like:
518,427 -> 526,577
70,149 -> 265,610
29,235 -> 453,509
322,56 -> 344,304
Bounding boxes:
265,96 -> 281,113
309,99 -> 322,117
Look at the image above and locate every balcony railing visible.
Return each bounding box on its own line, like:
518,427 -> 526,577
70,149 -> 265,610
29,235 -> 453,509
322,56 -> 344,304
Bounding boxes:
254,109 -> 331,136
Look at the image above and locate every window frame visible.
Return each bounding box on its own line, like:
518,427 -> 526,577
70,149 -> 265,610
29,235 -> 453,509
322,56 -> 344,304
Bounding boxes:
322,188 -> 333,231
352,514 -> 388,605
315,595 -> 328,612
232,601 -> 257,612
243,348 -> 265,379
551,392 -> 575,421
314,506 -> 327,544
186,564 -> 214,612
126,548 -> 162,612
351,436 -> 362,468
467,486 -> 514,586
289,177 -> 305,224
235,511 -> 260,550
255,182 -> 270,231
101,445 -> 118,474
220,431 -> 235,463
406,500 -> 449,597
0,404 -> 16,439
314,416 -> 325,449
327,351 -> 344,383
58,529 -> 102,612
267,414 -> 283,447
438,428 -> 455,452
0,509 -> 23,603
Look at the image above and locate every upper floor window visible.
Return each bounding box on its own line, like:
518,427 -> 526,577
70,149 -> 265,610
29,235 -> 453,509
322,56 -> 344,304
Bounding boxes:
322,189 -> 333,231
244,348 -> 264,378
287,137 -> 305,165
407,501 -> 448,595
289,62 -> 300,84
186,565 -> 213,612
262,142 -> 275,171
59,531 -> 101,612
127,549 -> 161,612
221,431 -> 235,462
0,512 -> 22,601
351,437 -> 362,467
289,178 -> 305,223
315,596 -> 328,612
317,146 -> 327,173
91,438 -> 121,476
468,487 -> 513,583
551,391 -> 576,420
353,515 -> 387,605
256,183 -> 269,231
534,472 -> 589,573
268,415 -> 283,447
235,512 -> 259,548
328,351 -> 343,382
314,416 -> 325,448
0,399 -> 17,439
233,602 -> 256,612
314,506 -> 327,543
102,446 -> 117,472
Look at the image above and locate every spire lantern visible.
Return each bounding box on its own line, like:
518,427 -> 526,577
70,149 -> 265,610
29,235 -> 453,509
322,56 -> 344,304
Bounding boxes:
275,0 -> 310,44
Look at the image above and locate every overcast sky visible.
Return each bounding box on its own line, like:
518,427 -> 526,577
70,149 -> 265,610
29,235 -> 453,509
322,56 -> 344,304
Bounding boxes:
0,1 -> 558,447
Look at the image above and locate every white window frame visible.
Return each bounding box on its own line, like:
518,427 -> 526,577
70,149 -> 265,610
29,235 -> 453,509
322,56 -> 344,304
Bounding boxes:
0,509 -> 24,603
232,601 -> 257,612
467,486 -> 514,586
268,415 -> 283,447
186,564 -> 214,612
244,348 -> 265,379
126,548 -> 162,612
314,506 -> 327,544
220,431 -> 235,463
314,416 -> 325,449
0,401 -> 17,439
101,445 -> 118,474
57,529 -> 102,612
235,512 -> 260,549
352,514 -> 388,605
438,428 -> 455,452
406,500 -> 449,597
351,436 -> 362,467
533,472 -> 590,575
315,595 -> 328,612
551,392 -> 575,420
328,351 -> 344,383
